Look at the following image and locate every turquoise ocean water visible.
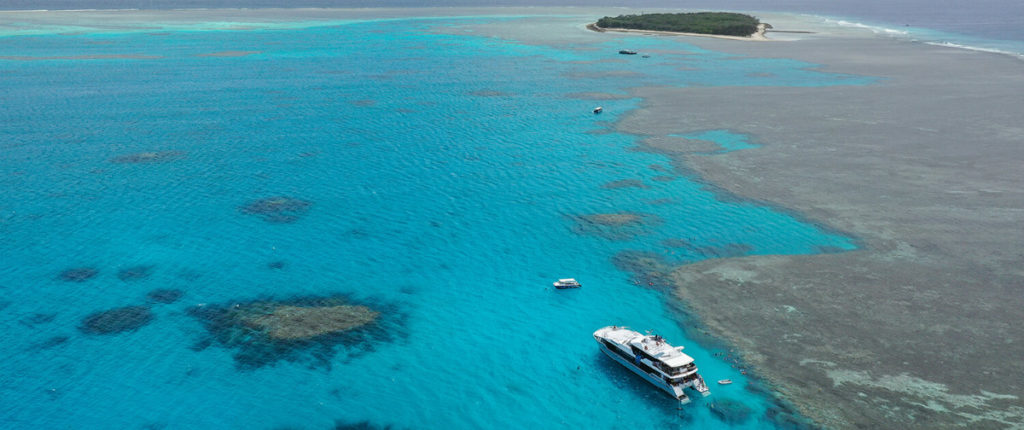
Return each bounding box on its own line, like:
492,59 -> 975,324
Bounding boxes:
1,15 -> 870,429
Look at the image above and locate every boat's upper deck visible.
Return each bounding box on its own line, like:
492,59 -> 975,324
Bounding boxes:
594,326 -> 695,368
630,335 -> 694,368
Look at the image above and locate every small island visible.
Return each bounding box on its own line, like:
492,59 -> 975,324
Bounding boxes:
592,12 -> 765,39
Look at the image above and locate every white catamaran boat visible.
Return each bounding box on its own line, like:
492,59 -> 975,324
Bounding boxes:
593,326 -> 710,403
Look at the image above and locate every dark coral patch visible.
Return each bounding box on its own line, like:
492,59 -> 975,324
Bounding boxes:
659,239 -> 752,259
816,245 -> 848,254
117,265 -> 154,281
187,294 -> 402,370
197,50 -> 260,57
58,267 -> 98,282
333,420 -> 396,430
765,404 -> 814,430
602,179 -> 649,190
147,289 -> 185,304
568,212 -> 661,241
611,250 -> 674,291
79,306 -> 154,335
646,198 -> 677,206
177,269 -> 202,281
36,335 -> 70,350
707,398 -> 753,424
110,151 -> 185,164
20,312 -> 57,327
470,90 -> 508,97
661,238 -> 692,248
239,197 -> 312,224
694,243 -> 753,259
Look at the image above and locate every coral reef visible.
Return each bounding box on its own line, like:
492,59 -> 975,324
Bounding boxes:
694,243 -> 752,259
36,335 -> 69,350
244,305 -> 378,341
20,312 -> 57,327
470,90 -> 508,97
110,151 -> 185,164
58,267 -> 98,282
333,420 -> 397,430
146,289 -> 185,304
765,404 -> 815,430
611,250 -> 674,291
707,397 -> 753,424
118,265 -> 154,281
187,294 -> 395,369
661,238 -> 691,248
239,197 -> 312,223
660,238 -> 752,259
568,212 -> 661,241
602,179 -> 649,189
79,306 -> 154,335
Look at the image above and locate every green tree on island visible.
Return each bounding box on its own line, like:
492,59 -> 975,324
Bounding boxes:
596,12 -> 761,37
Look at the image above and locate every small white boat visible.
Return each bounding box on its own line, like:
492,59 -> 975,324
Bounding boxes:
717,379 -> 733,385
553,278 -> 582,289
593,326 -> 710,403
593,106 -> 603,114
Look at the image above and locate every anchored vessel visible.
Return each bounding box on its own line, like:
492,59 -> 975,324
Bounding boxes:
554,278 -> 582,289
593,326 -> 710,403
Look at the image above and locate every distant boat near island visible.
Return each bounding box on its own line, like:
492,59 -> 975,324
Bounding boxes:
618,50 -> 638,55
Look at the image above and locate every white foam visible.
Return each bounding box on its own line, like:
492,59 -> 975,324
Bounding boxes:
828,19 -> 909,36
924,41 -> 1024,59
809,15 -> 1024,59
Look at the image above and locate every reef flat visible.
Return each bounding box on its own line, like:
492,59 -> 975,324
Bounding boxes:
621,35 -> 1024,428
188,295 -> 389,369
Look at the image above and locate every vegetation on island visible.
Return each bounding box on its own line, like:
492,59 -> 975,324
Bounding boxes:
596,12 -> 761,37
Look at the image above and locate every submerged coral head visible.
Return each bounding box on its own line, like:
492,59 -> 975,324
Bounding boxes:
110,151 -> 185,164
242,304 -> 379,340
187,294 -> 394,370
147,288 -> 185,304
118,265 -> 154,281
79,306 -> 154,335
58,267 -> 98,282
239,196 -> 312,223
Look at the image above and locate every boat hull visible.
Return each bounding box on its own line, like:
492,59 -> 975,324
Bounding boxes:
597,341 -> 689,402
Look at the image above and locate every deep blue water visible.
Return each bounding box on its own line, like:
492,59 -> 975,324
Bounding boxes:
1,13 -> 874,430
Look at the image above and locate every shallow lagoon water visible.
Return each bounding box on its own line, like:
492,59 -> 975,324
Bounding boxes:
1,14 -> 869,429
